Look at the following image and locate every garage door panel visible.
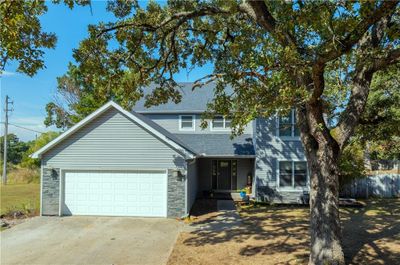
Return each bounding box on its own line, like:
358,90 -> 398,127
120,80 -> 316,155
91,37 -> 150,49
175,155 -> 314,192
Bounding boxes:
63,171 -> 167,217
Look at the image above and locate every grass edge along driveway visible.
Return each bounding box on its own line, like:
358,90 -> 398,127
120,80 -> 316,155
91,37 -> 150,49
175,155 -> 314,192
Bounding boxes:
1,183 -> 40,216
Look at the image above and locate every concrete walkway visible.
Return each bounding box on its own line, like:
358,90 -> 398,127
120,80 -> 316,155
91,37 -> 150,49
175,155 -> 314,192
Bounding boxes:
1,216 -> 182,265
217,199 -> 237,211
191,200 -> 242,232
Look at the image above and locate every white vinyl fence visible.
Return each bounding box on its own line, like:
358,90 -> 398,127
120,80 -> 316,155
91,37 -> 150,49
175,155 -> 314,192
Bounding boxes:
340,174 -> 400,198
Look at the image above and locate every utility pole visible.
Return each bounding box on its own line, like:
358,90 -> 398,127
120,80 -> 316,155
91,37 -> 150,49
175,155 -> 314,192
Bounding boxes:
2,95 -> 13,185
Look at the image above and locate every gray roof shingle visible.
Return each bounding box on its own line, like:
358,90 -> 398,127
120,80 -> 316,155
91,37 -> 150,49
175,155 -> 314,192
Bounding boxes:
173,134 -> 255,156
133,82 -> 231,113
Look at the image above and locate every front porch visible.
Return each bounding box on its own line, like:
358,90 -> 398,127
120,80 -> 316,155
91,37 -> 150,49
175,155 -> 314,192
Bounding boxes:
195,157 -> 255,197
202,191 -> 246,202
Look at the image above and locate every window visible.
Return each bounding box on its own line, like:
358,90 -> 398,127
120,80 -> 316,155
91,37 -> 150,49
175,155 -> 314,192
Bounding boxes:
278,109 -> 300,137
211,115 -> 231,130
279,161 -> 293,187
179,115 -> 195,131
278,161 -> 308,188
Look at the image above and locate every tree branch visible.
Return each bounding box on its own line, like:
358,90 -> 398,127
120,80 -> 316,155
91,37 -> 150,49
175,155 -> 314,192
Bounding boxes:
193,73 -> 226,89
335,9 -> 400,149
372,48 -> 400,72
316,1 -> 398,65
309,63 -> 325,103
309,2 -> 398,104
97,6 -> 230,37
238,1 -> 298,48
336,66 -> 373,149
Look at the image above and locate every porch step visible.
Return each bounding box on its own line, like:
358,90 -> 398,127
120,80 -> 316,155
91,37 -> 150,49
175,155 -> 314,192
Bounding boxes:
217,200 -> 236,211
230,192 -> 243,202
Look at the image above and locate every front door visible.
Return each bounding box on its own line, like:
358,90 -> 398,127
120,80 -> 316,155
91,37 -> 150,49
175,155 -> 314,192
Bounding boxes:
217,160 -> 231,190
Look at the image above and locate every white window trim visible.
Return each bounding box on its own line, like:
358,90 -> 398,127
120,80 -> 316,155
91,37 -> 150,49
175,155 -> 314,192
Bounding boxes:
179,115 -> 195,131
276,109 -> 301,140
210,115 -> 231,131
276,160 -> 309,191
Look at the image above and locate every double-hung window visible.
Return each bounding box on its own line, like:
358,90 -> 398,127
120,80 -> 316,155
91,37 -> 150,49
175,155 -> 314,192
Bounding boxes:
211,116 -> 231,130
179,115 -> 195,131
277,109 -> 300,138
278,161 -> 308,188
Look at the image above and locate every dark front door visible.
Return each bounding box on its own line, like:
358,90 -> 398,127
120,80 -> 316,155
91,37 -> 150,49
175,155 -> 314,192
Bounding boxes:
217,160 -> 231,190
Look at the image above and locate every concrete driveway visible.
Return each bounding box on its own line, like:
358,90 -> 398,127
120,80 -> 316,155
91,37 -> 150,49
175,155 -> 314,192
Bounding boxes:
1,216 -> 182,265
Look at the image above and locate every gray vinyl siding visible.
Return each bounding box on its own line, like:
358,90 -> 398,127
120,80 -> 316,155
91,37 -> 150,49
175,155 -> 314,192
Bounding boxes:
42,108 -> 186,169
186,161 -> 198,213
144,114 -> 253,134
237,159 -> 255,189
254,117 -> 308,203
198,159 -> 212,192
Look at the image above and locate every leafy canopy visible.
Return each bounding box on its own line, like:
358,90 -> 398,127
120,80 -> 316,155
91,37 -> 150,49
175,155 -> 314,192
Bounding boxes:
0,0 -> 90,76
46,0 -> 399,145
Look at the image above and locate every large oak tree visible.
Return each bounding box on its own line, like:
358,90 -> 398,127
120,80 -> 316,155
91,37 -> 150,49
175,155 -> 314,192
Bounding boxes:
2,1 -> 400,264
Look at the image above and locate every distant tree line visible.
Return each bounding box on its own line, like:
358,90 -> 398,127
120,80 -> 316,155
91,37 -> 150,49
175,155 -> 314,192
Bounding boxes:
0,132 -> 59,169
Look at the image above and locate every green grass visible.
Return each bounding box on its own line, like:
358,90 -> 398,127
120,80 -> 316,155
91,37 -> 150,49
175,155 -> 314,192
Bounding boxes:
1,183 -> 40,216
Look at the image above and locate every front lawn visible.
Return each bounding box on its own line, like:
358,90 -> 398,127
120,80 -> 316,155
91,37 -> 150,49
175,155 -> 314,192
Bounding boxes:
1,183 -> 40,216
168,199 -> 400,265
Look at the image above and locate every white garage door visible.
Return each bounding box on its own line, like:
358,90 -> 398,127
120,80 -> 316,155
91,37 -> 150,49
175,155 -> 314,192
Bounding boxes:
62,171 -> 167,217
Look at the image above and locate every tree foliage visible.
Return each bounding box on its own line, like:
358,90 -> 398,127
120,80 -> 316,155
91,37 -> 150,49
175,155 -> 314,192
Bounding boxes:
337,64 -> 400,182
338,139 -> 365,187
357,65 -> 400,160
0,132 -> 59,168
0,0 -> 90,76
0,134 -> 29,164
20,131 -> 60,168
45,1 -> 399,135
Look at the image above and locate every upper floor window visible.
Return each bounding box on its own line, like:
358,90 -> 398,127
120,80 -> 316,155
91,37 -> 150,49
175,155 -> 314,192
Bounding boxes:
278,161 -> 308,188
179,115 -> 195,131
278,109 -> 300,137
211,116 -> 231,130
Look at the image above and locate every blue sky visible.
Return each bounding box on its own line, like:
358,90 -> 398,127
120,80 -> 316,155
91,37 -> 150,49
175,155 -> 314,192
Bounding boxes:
1,1 -> 212,141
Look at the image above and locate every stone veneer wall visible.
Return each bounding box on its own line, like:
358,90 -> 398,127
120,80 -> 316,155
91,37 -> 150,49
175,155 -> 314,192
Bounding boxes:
167,169 -> 186,218
42,167 -> 60,215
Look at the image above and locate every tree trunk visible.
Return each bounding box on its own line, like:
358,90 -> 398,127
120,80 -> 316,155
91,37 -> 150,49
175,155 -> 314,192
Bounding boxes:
306,143 -> 345,265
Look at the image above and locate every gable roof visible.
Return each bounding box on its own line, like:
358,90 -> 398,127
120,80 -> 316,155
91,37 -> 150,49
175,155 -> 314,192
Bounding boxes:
133,82 -> 232,113
174,134 -> 255,157
31,101 -> 196,159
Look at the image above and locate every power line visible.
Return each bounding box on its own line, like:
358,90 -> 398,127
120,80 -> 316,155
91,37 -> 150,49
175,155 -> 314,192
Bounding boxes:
0,122 -> 45,134
9,123 -> 45,134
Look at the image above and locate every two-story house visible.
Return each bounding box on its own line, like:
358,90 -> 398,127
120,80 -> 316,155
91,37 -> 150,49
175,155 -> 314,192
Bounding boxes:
32,83 -> 309,218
